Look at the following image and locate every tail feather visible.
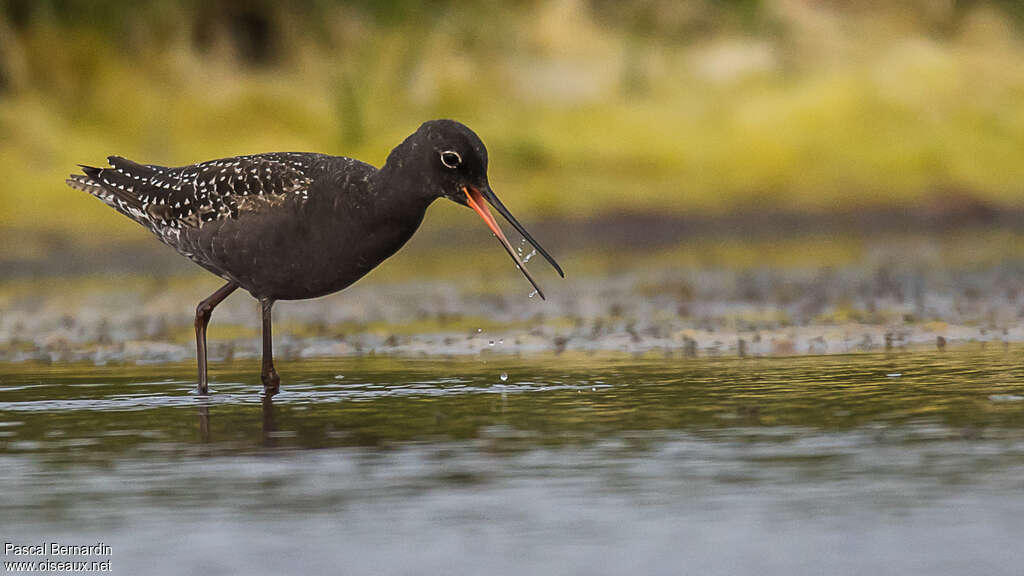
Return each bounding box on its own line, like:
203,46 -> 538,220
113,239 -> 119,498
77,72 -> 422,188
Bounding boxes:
81,165 -> 103,179
66,167 -> 110,198
67,163 -> 147,224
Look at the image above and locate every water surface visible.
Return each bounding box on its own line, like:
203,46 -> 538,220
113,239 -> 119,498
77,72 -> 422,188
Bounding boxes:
2,350 -> 1023,574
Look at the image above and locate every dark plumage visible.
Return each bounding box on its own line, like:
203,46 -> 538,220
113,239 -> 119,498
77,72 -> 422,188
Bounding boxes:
68,119 -> 563,395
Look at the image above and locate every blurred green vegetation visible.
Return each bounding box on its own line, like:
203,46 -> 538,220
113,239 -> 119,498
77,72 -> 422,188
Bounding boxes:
2,0 -> 1024,249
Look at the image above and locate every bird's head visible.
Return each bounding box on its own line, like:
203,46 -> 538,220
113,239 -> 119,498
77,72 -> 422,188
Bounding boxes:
390,119 -> 564,298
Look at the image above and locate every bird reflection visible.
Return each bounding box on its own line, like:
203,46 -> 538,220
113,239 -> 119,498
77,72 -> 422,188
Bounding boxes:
198,405 -> 210,443
261,394 -> 277,447
195,394 -> 279,446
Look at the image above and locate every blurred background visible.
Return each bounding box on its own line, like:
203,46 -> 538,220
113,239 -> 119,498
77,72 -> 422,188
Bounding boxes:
3,0 -> 1024,359
8,4 -> 1024,569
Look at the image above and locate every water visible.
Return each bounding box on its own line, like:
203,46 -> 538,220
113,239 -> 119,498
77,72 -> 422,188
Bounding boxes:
2,350 -> 1024,574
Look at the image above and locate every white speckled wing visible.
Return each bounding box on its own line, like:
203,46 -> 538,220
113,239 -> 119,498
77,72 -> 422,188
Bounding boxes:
68,153 -> 323,235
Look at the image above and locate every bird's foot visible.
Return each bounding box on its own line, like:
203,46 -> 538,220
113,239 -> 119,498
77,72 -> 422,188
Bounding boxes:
261,368 -> 281,396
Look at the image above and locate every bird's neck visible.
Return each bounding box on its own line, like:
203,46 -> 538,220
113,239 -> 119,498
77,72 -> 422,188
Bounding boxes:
295,165 -> 433,293
371,162 -> 438,219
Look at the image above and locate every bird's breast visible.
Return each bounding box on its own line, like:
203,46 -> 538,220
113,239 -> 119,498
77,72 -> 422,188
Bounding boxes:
189,198 -> 426,300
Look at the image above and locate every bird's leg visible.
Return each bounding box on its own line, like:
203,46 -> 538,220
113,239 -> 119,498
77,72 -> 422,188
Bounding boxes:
260,298 -> 281,396
194,281 -> 239,395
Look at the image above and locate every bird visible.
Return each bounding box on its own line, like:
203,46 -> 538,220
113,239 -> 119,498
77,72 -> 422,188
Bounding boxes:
67,119 -> 563,396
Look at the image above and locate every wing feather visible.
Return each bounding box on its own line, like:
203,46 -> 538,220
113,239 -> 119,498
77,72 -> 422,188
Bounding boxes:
67,153 -> 321,233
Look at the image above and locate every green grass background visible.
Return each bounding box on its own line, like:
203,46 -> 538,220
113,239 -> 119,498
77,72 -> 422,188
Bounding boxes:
2,0 -> 1024,253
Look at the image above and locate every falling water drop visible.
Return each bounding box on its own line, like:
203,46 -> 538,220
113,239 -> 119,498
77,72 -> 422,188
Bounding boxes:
500,372 -> 509,382
523,248 -> 537,263
528,290 -> 538,298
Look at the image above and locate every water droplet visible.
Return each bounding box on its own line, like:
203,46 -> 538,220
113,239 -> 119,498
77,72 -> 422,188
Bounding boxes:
523,248 -> 537,263
528,290 -> 538,298
476,328 -> 482,333
334,375 -> 345,380
500,372 -> 508,382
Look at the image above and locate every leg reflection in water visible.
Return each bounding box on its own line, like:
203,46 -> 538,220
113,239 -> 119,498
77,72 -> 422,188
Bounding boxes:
195,396 -> 278,446
262,395 -> 277,447
198,405 -> 210,443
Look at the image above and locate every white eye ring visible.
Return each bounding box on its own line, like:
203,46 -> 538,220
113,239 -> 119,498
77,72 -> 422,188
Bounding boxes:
440,150 -> 462,169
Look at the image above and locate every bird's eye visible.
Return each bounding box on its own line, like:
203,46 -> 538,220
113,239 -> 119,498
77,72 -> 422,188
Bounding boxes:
440,151 -> 462,169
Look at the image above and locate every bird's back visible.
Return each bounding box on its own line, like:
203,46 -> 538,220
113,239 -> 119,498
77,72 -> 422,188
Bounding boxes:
67,152 -> 337,237
68,150 -> 387,293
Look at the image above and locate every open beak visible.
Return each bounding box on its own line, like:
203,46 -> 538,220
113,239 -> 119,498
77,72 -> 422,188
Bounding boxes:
463,185 -> 564,300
